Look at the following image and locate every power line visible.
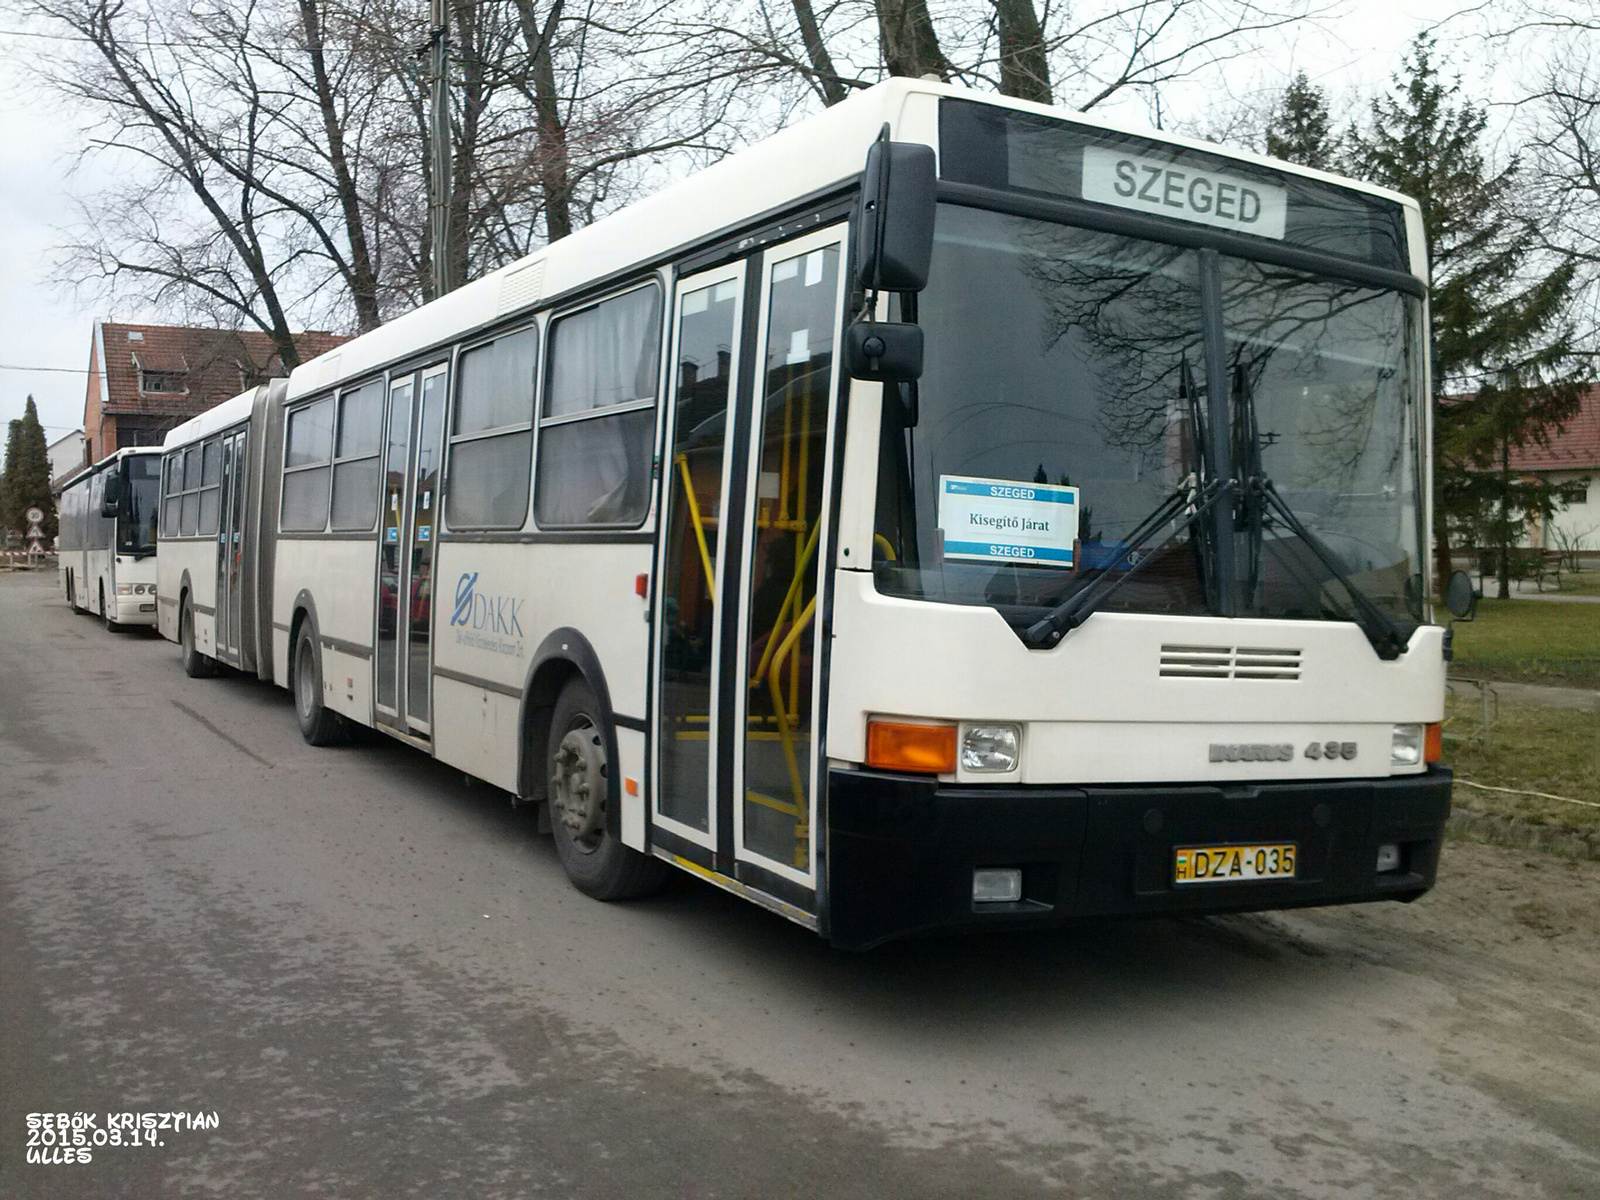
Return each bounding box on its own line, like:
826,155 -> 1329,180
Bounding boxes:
0,364 -> 83,374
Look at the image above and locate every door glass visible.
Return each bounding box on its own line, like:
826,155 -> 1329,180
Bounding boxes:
406,367 -> 447,726
658,275 -> 741,834
216,436 -> 235,651
741,243 -> 840,872
227,432 -> 247,653
377,377 -> 414,715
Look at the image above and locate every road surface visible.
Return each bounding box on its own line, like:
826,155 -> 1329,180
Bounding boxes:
1,570 -> 1597,1198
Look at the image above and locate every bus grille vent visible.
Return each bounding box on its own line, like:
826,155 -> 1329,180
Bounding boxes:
1160,644 -> 1301,680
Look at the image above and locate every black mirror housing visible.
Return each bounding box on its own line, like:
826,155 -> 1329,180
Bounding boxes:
100,473 -> 123,518
844,322 -> 923,383
1444,568 -> 1476,621
854,140 -> 936,293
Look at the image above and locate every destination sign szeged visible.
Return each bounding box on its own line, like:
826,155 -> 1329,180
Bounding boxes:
1081,145 -> 1288,240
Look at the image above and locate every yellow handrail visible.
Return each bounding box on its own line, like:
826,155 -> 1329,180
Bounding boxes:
748,520 -> 820,690
675,452 -> 716,600
765,593 -> 816,857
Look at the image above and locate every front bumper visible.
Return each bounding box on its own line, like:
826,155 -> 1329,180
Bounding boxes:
825,766 -> 1451,949
115,596 -> 159,626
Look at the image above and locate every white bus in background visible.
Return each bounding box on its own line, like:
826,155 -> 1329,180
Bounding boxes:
57,447 -> 162,631
158,78 -> 1458,948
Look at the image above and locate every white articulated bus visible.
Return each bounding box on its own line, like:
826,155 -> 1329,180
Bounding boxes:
158,79 -> 1454,948
58,447 -> 163,630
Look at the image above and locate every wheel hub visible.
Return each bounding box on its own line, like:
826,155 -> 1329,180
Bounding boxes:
550,723 -> 606,851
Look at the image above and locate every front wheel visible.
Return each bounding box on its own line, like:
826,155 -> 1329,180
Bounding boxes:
100,583 -> 121,633
180,601 -> 216,679
293,622 -> 347,746
546,678 -> 669,900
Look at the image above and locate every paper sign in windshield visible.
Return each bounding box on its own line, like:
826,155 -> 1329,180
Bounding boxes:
938,475 -> 1078,567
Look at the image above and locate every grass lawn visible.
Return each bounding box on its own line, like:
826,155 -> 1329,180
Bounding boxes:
1444,691 -> 1600,831
1446,596 -> 1600,688
1553,569 -> 1600,597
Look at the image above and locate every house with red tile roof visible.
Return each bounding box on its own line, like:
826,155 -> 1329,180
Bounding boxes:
1508,383 -> 1600,555
82,321 -> 349,465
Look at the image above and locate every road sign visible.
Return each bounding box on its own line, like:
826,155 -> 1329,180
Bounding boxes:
28,540 -> 44,554
25,506 -> 43,525
27,524 -> 43,540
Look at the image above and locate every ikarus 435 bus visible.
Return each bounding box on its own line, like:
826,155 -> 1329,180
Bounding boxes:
157,79 -> 1454,948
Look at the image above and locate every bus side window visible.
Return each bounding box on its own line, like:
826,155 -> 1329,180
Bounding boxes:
281,398 -> 334,532
180,447 -> 201,537
162,453 -> 181,538
446,328 -> 537,529
197,439 -> 223,536
534,284 -> 660,529
331,381 -> 384,531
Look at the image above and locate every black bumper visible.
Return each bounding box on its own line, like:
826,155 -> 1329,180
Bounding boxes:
824,766 -> 1451,949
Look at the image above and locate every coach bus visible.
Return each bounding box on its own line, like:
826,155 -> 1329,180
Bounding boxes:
58,447 -> 162,630
157,78 -> 1454,948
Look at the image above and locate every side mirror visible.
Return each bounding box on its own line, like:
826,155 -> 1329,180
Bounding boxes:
854,138 -> 936,293
100,472 -> 123,518
1444,569 -> 1476,621
843,322 -> 923,383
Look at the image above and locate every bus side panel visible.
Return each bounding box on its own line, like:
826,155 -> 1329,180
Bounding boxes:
429,540 -> 652,842
273,538 -> 378,727
159,539 -> 216,645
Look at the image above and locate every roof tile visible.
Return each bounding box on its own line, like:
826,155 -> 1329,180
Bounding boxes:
97,322 -> 349,417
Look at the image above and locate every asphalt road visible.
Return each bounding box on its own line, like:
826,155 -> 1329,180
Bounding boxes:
2,569 -> 1597,1199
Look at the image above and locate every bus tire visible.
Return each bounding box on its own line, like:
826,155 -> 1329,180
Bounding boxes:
293,622 -> 347,746
180,600 -> 216,679
100,582 -> 121,633
546,678 -> 668,901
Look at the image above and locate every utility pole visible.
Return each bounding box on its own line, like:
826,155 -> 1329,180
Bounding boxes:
427,0 -> 455,299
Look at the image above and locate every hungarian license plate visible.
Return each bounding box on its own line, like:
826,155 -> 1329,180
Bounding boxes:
1174,843 -> 1296,885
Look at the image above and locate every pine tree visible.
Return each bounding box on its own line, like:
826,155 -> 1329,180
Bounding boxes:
0,419 -> 21,541
1346,34 -> 1589,598
0,398 -> 57,543
1266,72 -> 1340,170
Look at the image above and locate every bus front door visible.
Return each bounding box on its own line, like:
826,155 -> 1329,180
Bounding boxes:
375,363 -> 448,737
652,225 -> 847,897
652,262 -> 747,860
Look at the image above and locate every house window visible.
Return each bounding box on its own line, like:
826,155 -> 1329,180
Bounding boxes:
1559,483 -> 1590,506
141,370 -> 187,394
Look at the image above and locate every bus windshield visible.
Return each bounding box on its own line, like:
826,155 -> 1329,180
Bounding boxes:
872,204 -> 1426,644
119,456 -> 161,556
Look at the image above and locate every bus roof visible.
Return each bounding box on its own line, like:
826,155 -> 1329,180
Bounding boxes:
276,78 -> 1424,403
162,387 -> 259,452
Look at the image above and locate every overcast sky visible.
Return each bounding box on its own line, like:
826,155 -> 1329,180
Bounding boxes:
0,1 -> 1492,448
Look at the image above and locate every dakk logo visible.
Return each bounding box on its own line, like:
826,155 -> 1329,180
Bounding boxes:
450,571 -> 525,637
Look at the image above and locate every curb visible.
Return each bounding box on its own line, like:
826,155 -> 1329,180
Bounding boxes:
1447,807 -> 1600,862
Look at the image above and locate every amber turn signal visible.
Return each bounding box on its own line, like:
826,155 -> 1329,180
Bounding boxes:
866,719 -> 957,774
1424,721 -> 1442,764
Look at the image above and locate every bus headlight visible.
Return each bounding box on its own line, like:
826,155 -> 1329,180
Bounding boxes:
960,724 -> 1020,772
1390,724 -> 1423,766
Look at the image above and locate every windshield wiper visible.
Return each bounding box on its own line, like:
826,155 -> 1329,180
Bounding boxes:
1229,363 -> 1408,660
1242,476 -> 1408,660
1022,473 -> 1228,648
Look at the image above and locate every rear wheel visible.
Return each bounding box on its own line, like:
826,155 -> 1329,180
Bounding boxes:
547,678 -> 669,900
180,600 -> 216,679
293,622 -> 347,746
100,583 -> 121,633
